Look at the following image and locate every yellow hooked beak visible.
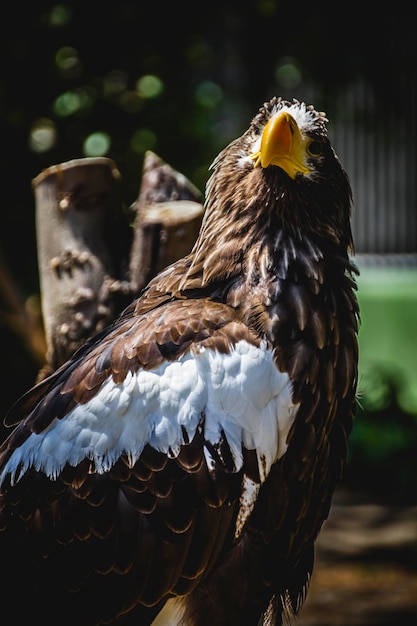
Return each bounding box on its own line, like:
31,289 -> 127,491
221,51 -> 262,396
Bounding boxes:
250,111 -> 309,179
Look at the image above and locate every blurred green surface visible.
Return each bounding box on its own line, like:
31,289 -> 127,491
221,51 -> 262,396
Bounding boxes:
356,266 -> 417,413
346,265 -> 417,504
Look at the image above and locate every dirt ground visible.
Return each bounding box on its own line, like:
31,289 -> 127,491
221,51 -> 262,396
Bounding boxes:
299,490 -> 417,626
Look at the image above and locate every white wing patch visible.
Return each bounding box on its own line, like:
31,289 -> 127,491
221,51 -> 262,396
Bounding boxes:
0,341 -> 299,495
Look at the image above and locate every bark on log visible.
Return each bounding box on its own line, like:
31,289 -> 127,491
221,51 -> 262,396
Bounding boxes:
129,151 -> 204,291
32,157 -> 132,374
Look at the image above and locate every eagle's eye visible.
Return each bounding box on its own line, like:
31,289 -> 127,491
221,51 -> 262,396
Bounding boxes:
307,140 -> 323,157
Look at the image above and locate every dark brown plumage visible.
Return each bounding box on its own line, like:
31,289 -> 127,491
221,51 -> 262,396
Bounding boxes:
0,97 -> 359,625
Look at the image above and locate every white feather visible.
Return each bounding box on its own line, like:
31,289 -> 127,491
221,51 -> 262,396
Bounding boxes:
0,340 -> 299,487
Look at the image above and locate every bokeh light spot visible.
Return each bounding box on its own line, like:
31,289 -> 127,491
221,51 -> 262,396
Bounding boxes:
275,57 -> 302,90
29,118 -> 57,153
136,75 -> 164,99
53,88 -> 94,117
83,132 -> 111,157
130,129 -> 157,154
48,4 -> 72,27
195,81 -> 223,108
55,46 -> 79,71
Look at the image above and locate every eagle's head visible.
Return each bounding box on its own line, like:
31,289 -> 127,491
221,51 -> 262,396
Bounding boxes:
247,97 -> 328,178
191,97 -> 354,287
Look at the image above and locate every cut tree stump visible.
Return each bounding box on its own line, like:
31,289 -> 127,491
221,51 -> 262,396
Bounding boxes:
129,150 -> 203,291
32,152 -> 204,377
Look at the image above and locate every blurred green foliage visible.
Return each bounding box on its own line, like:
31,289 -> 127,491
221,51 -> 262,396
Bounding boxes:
347,367 -> 417,504
349,269 -> 417,503
0,1 -> 416,502
357,268 -> 417,414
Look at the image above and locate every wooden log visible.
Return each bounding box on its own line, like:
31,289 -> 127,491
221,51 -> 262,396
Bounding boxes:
129,151 -> 204,291
32,157 -> 132,373
32,152 -> 204,378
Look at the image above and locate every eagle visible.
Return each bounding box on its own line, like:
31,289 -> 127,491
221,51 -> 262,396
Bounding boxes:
0,97 -> 359,626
